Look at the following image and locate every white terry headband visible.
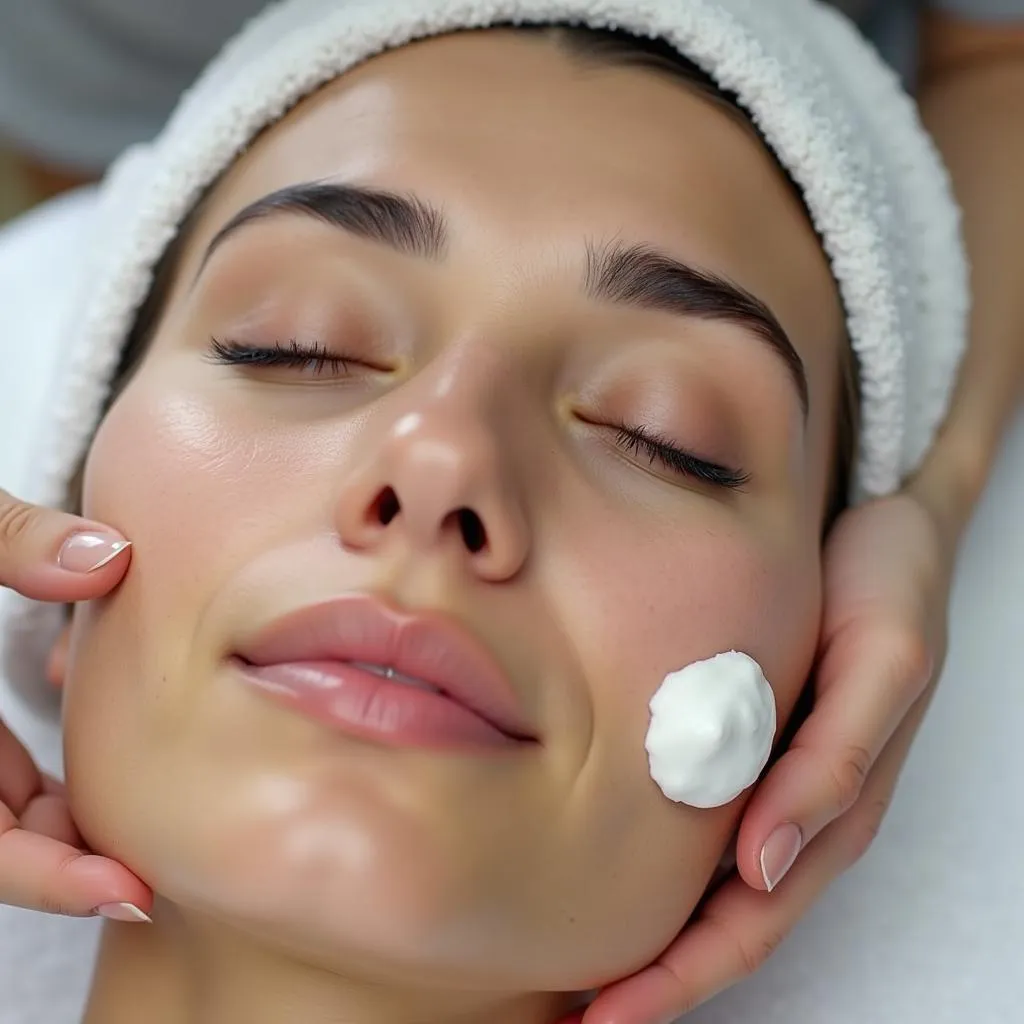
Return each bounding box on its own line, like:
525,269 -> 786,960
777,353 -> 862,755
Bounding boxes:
1,0 -> 968,707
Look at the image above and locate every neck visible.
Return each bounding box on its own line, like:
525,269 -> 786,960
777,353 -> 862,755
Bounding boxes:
82,900 -> 575,1024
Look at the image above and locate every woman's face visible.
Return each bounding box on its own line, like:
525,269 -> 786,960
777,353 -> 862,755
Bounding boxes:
60,29 -> 842,993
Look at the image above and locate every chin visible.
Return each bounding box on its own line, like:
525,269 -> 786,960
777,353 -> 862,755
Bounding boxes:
79,772 -> 651,993
62,641 -> 700,996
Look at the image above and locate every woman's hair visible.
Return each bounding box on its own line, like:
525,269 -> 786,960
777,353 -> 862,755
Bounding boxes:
69,25 -> 859,529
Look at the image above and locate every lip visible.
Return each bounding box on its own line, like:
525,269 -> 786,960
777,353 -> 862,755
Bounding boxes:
233,593 -> 536,748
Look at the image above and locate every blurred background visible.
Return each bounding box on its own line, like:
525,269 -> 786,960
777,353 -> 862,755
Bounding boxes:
0,0 -> 261,228
0,148 -> 83,224
0,151 -> 36,224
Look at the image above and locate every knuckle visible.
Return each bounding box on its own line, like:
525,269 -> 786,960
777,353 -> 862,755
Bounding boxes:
37,890 -> 73,916
0,498 -> 38,552
737,928 -> 787,977
828,745 -> 873,816
652,967 -> 701,1019
706,913 -> 787,979
845,796 -> 891,865
884,630 -> 933,692
38,851 -> 85,917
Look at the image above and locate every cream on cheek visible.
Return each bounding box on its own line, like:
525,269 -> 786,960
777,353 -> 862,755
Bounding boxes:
646,652 -> 777,808
546,482 -> 819,840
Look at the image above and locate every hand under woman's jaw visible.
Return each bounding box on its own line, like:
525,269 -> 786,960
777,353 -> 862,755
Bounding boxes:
55,25 -> 843,1024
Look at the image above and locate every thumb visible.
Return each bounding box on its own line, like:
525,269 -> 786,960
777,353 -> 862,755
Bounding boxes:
0,488 -> 132,602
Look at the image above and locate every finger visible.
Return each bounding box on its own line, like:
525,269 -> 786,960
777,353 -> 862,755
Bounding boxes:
0,810 -> 152,917
584,699 -> 930,1024
39,774 -> 68,797
0,487 -> 131,602
33,776 -> 85,844
0,720 -> 43,816
735,622 -> 932,891
1,736 -> 82,844
19,793 -> 83,848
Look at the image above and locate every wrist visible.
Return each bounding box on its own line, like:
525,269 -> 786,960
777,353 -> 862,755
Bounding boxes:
905,423 -> 997,547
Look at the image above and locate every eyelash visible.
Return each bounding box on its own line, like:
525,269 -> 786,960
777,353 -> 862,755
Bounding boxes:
207,338 -> 749,490
208,337 -> 350,375
611,422 -> 750,490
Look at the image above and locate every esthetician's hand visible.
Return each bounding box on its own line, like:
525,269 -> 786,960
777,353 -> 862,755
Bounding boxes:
576,488 -> 956,1024
0,488 -> 153,921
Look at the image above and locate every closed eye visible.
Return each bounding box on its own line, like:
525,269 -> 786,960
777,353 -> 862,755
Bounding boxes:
612,422 -> 750,490
206,339 -> 748,489
207,337 -> 352,376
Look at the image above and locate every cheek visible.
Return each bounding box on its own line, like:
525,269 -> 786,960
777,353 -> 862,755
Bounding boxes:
83,382 -> 275,555
538,498 -> 821,966
77,371 -> 330,653
63,384 -> 233,842
557,500 -> 820,728
63,376 -> 318,845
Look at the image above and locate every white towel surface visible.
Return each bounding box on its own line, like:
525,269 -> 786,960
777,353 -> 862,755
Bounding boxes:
0,191 -> 1021,1024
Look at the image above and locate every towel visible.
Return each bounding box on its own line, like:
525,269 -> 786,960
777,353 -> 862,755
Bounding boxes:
1,0 -> 968,707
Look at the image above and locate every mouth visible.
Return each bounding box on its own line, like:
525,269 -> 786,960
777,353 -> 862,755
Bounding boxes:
349,661 -> 443,692
232,594 -> 537,750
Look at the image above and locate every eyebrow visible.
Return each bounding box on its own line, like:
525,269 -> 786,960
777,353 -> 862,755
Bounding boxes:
584,241 -> 809,415
197,181 -> 449,276
197,182 -> 808,415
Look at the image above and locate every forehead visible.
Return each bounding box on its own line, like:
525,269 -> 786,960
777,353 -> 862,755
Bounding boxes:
183,28 -> 840,394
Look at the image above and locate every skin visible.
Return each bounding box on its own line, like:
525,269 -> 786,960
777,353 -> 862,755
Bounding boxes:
47,29 -> 842,1024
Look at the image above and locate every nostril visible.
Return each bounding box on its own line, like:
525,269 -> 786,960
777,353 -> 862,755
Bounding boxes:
457,507 -> 487,554
372,487 -> 401,526
365,489 -> 488,553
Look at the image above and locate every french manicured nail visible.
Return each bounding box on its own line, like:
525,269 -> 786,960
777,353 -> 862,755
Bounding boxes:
760,822 -> 803,892
58,533 -> 131,573
94,902 -> 152,923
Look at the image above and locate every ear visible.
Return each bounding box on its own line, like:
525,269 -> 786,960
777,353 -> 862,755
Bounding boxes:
45,624 -> 72,689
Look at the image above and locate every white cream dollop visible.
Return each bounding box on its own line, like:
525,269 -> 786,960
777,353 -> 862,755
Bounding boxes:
645,651 -> 776,809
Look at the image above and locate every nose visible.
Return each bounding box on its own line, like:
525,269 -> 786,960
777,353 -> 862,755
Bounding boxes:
335,401 -> 531,581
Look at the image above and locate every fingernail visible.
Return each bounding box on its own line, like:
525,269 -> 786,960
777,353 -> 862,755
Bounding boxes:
760,822 -> 803,892
58,533 -> 131,573
94,902 -> 152,923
